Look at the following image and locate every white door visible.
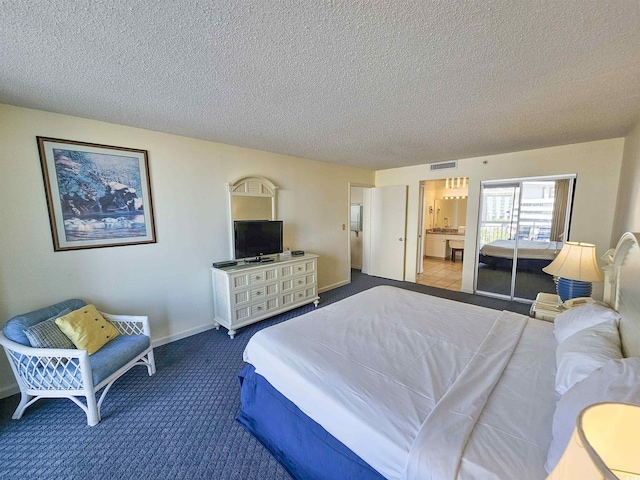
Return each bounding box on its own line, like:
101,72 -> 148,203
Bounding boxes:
417,183 -> 425,274
369,185 -> 408,281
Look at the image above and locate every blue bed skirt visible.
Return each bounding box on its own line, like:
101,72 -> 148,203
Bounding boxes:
236,364 -> 385,480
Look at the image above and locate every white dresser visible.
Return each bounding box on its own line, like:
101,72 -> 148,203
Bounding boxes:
210,254 -> 319,338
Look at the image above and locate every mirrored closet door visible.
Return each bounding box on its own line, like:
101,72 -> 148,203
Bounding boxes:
475,175 -> 576,302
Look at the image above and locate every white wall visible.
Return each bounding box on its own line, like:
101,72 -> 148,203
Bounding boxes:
0,103 -> 374,396
376,139 -> 625,296
611,118 -> 640,243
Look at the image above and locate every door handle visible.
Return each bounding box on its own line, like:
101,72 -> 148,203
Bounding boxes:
399,238 -> 403,241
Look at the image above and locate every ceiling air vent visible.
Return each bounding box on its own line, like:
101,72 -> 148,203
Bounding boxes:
430,160 -> 458,171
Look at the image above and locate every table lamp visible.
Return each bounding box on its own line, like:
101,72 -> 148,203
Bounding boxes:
547,402 -> 640,480
542,241 -> 603,302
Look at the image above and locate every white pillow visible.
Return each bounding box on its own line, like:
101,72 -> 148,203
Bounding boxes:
545,357 -> 640,473
555,320 -> 622,394
554,302 -> 620,344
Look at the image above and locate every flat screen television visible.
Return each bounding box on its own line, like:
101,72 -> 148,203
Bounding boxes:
234,220 -> 283,260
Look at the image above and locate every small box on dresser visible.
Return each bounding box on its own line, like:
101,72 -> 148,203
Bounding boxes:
210,253 -> 319,338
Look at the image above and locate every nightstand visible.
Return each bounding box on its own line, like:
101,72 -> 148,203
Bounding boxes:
530,293 -> 564,322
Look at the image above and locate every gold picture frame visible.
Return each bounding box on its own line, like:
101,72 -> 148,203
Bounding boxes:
37,137 -> 157,251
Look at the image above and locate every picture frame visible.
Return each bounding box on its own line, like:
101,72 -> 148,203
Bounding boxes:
37,137 -> 157,251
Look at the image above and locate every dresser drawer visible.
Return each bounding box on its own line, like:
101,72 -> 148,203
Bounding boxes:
281,273 -> 315,293
250,267 -> 278,285
230,267 -> 278,291
234,297 -> 281,321
280,259 -> 316,278
250,298 -> 280,316
249,282 -> 279,300
282,286 -> 317,306
233,290 -> 250,306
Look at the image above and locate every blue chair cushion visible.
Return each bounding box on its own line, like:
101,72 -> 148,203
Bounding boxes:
3,299 -> 86,346
15,335 -> 151,389
89,334 -> 150,386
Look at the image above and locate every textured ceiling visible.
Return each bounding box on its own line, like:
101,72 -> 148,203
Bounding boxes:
2,1 -> 639,170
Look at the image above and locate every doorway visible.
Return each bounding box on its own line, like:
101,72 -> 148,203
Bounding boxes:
475,175 -> 576,302
416,178 -> 469,292
350,186 -> 366,271
348,183 -> 408,284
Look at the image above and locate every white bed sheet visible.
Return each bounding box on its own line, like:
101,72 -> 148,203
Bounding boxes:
481,240 -> 562,260
243,286 -> 558,480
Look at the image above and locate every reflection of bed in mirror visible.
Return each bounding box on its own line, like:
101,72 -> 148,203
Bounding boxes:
479,239 -> 562,271
237,232 -> 640,480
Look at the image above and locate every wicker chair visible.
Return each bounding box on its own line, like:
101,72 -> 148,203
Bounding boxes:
0,299 -> 155,426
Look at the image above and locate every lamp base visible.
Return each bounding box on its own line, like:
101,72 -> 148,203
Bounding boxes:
557,277 -> 592,303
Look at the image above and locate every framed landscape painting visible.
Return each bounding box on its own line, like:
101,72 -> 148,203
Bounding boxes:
37,137 -> 157,251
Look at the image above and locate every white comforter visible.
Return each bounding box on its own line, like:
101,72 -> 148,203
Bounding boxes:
244,286 -> 558,480
481,240 -> 562,260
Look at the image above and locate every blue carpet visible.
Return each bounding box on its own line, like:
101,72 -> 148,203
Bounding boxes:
0,270 -> 530,479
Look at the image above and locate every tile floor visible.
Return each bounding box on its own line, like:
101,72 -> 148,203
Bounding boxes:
416,256 -> 463,291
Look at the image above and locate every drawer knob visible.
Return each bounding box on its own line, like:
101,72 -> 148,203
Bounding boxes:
256,276 -> 261,280
257,306 -> 262,310
298,293 -> 303,298
256,291 -> 261,295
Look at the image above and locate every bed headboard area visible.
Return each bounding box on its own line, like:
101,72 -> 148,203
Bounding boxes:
603,232 -> 640,358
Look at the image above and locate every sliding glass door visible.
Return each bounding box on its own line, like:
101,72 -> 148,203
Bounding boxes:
476,183 -> 520,297
475,175 -> 575,302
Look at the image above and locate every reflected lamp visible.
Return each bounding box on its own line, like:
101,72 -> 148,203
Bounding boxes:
543,241 -> 603,302
547,402 -> 640,480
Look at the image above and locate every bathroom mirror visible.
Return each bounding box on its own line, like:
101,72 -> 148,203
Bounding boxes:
350,204 -> 363,232
434,198 -> 467,228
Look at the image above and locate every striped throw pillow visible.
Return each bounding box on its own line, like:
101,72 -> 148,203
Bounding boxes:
23,308 -> 76,349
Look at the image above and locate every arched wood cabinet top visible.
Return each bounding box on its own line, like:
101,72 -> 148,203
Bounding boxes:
228,176 -> 278,197
226,175 -> 279,258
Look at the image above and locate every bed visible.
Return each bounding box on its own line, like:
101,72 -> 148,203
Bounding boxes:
479,239 -> 562,271
237,232 -> 640,480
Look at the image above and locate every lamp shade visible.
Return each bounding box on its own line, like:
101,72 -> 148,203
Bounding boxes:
543,242 -> 604,282
547,402 -> 640,480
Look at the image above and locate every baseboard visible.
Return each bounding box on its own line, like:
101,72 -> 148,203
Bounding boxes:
0,323 -> 220,400
319,279 -> 350,293
151,322 -> 219,348
0,383 -> 19,400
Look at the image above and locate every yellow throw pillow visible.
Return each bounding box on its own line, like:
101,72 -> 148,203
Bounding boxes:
55,304 -> 120,355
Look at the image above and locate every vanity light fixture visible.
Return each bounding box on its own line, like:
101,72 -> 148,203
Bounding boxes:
442,195 -> 467,200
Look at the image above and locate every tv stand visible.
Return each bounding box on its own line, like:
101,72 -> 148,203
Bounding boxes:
244,256 -> 275,263
210,253 -> 319,338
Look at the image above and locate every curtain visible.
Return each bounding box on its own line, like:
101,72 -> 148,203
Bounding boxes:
550,179 -> 570,242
